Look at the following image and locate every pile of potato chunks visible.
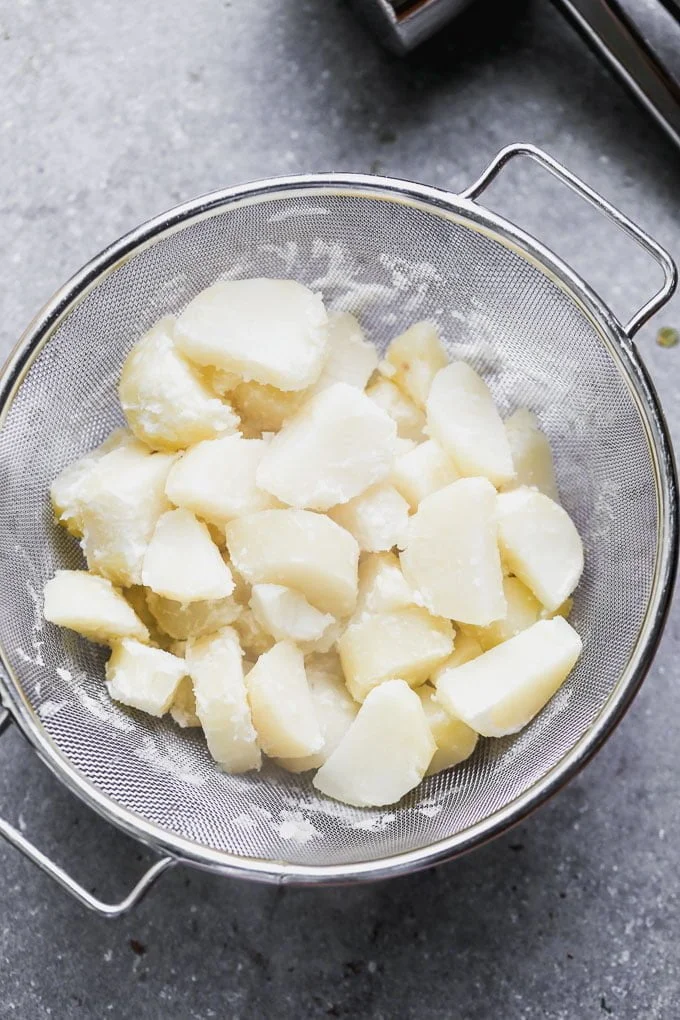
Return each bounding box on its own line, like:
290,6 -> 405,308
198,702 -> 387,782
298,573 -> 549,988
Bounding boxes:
43,278 -> 584,808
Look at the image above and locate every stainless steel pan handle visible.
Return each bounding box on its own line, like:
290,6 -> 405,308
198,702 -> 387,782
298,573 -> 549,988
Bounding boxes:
459,142 -> 678,338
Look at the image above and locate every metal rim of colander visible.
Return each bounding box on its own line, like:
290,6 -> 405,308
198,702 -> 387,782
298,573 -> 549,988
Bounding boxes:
0,171 -> 676,886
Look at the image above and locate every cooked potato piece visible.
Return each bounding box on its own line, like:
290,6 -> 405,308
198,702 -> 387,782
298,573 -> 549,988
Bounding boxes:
231,380 -> 308,436
165,435 -> 278,524
338,606 -> 454,702
545,597 -> 574,620
78,444 -> 175,587
503,408 -> 558,500
276,652 -> 358,773
313,679 -> 435,806
365,377 -> 426,442
142,509 -> 234,602
50,429 -> 141,538
329,483 -> 409,553
249,584 -> 334,644
464,576 -> 541,650
353,551 -> 415,621
497,487 -> 584,612
418,686 -> 478,775
226,509 -> 359,617
233,607 -> 275,658
175,278 -> 328,391
187,628 -> 261,771
311,312 -> 378,393
256,383 -> 397,511
246,641 -> 322,758
400,478 -> 505,626
43,570 -> 149,645
391,439 -> 459,510
429,631 -> 483,683
170,675 -> 201,728
382,321 -> 449,409
123,585 -> 169,647
119,317 -> 239,451
145,589 -> 241,640
202,366 -> 241,396
426,363 -> 514,486
436,617 -> 582,737
105,639 -> 187,716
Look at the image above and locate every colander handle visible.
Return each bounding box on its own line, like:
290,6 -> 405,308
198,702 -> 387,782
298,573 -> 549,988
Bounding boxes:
0,706 -> 174,917
459,142 -> 678,338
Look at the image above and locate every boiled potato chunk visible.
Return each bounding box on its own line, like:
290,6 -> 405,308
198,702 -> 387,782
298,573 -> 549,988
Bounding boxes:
170,675 -> 201,728
142,509 -> 234,602
77,444 -> 175,587
312,312 -> 378,393
437,617 -> 582,737
165,435 -> 278,524
175,278 -> 328,391
145,589 -> 241,640
313,679 -> 435,807
276,652 -> 358,773
418,686 -> 478,775
353,551 -> 415,620
365,377 -> 426,443
391,439 -> 459,510
233,607 -> 275,658
382,320 -> 449,409
119,317 -> 239,451
43,570 -> 149,645
202,366 -> 241,396
256,383 -> 397,511
400,478 -> 505,626
186,627 -> 261,771
105,639 -> 187,716
226,509 -> 359,617
246,641 -> 322,758
249,584 -> 334,644
464,576 -> 541,650
497,487 -> 584,612
429,630 -> 483,683
426,362 -> 514,486
123,585 -> 170,648
338,606 -> 453,702
503,408 -> 558,500
328,483 -> 409,553
230,380 -> 308,436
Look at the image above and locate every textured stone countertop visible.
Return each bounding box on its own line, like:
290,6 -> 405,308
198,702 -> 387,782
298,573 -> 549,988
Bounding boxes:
2,1 -> 680,1017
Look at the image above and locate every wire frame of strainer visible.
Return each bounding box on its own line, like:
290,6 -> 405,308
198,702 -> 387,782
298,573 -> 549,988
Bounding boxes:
0,145 -> 676,917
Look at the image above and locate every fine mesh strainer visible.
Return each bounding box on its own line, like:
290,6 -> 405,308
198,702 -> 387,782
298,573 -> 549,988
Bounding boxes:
0,144 -> 676,916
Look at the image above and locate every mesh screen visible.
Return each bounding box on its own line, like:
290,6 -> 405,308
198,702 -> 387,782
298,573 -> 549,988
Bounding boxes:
0,187 -> 659,868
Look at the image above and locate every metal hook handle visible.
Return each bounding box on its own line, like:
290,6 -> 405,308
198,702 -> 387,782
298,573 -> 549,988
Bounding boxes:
459,142 -> 678,338
0,707 -> 174,917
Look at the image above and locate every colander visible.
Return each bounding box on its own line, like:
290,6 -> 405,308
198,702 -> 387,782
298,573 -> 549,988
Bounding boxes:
0,143 -> 676,917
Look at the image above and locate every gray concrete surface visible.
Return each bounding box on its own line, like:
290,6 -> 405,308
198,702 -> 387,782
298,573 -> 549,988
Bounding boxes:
2,0 -> 680,1017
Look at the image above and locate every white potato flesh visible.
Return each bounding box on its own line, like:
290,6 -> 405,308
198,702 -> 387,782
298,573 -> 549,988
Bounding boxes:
429,630 -> 483,684
231,380 -> 308,436
256,383 -> 397,511
165,435 -> 278,524
142,509 -> 235,602
365,377 -> 426,443
391,439 -> 459,510
418,686 -> 478,776
174,278 -> 328,391
43,571 -> 149,645
105,639 -> 187,716
311,312 -> 378,393
202,366 -> 241,395
400,478 -> 506,626
226,509 -> 359,617
187,627 -> 261,771
246,641 -> 322,758
497,487 -> 584,612
78,444 -> 175,587
170,675 -> 201,728
382,320 -> 449,409
276,653 -> 358,772
234,607 -> 275,658
313,679 -> 435,807
353,551 -> 415,621
328,483 -> 409,553
464,576 -> 541,651
123,585 -> 170,648
145,590 -> 241,640
436,617 -> 582,737
249,584 -> 334,644
426,362 -> 515,486
50,429 -> 140,538
338,606 -> 454,702
119,317 -> 239,451
503,408 -> 559,500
